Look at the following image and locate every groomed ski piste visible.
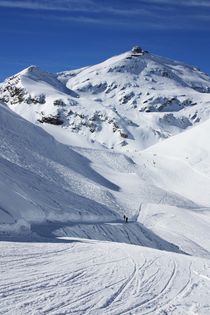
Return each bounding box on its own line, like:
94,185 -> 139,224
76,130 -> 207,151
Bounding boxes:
1,48 -> 210,314
1,238 -> 210,315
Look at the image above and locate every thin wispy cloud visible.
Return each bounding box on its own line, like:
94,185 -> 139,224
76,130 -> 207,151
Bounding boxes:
27,10 -> 210,32
0,0 -> 151,16
143,0 -> 210,7
0,0 -> 209,31
0,0 -> 93,11
0,0 -> 210,11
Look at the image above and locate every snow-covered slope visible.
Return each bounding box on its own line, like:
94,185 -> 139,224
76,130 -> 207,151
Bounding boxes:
0,100 -> 184,243
0,99 -> 196,257
1,98 -> 210,257
1,238 -> 210,315
146,117 -> 210,175
0,101 -> 134,233
134,118 -> 210,258
1,46 -> 210,150
1,48 -> 210,314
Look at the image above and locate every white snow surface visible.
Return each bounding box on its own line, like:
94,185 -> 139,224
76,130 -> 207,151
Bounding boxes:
0,102 -> 133,230
1,48 -> 210,314
1,238 -> 210,315
1,101 -> 210,313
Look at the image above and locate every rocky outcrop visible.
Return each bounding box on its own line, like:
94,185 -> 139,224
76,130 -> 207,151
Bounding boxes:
38,115 -> 63,125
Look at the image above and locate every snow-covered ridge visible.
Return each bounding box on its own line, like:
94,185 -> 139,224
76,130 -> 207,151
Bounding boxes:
1,46 -> 210,150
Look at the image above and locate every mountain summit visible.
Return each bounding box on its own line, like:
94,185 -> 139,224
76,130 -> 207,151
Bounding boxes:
1,48 -> 210,150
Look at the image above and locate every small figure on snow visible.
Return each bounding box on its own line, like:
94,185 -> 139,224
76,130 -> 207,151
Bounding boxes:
125,217 -> 128,223
123,214 -> 126,221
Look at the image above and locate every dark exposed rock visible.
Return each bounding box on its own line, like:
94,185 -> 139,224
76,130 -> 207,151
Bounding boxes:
5,85 -> 26,104
120,140 -> 128,146
38,115 -> 63,125
0,95 -> 9,103
119,131 -> 128,138
120,91 -> 135,104
26,94 -> 46,105
105,83 -> 117,94
113,122 -> 120,133
77,82 -> 107,94
53,99 -> 66,107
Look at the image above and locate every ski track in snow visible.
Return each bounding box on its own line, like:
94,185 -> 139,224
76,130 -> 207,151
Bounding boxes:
1,239 -> 210,315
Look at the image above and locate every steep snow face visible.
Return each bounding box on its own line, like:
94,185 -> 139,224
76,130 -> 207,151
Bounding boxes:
129,118 -> 210,257
63,50 -> 210,95
0,99 -> 192,235
56,49 -> 210,150
0,101 -> 141,232
1,48 -> 210,151
0,66 -> 78,125
145,117 -> 210,176
1,65 -> 75,100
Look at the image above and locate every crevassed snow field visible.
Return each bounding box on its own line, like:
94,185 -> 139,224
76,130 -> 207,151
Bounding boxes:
1,48 -> 210,314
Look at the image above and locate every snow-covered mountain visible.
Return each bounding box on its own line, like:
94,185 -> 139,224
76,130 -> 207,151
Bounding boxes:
1,46 -> 210,150
1,46 -> 210,251
1,47 -> 210,314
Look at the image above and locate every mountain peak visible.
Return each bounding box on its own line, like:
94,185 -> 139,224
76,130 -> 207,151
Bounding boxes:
131,45 -> 146,55
24,65 -> 39,72
1,49 -> 210,151
18,65 -> 55,80
18,65 -> 41,76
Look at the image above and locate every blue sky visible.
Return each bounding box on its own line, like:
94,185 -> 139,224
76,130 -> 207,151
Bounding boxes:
0,0 -> 210,80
